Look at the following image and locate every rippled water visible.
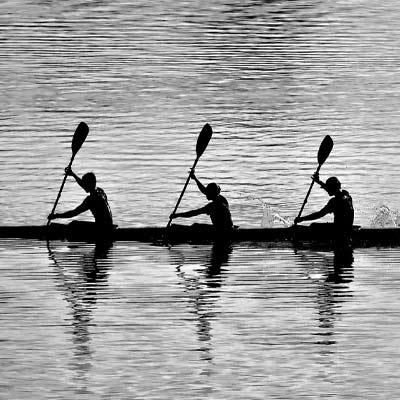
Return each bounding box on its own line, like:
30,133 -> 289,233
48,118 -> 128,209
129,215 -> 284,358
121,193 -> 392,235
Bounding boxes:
1,1 -> 400,398
1,239 -> 400,399
0,0 -> 400,227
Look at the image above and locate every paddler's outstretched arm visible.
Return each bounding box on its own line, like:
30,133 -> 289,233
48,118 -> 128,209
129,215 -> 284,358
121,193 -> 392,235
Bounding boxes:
190,170 -> 207,195
294,204 -> 331,224
48,200 -> 90,220
170,206 -> 208,220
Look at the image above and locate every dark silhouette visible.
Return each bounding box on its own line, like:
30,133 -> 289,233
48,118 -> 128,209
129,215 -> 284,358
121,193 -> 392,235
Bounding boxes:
294,173 -> 354,246
47,239 -> 112,388
294,247 -> 354,347
172,241 -> 233,366
48,167 -> 113,237
327,247 -> 354,283
169,170 -> 233,235
166,123 -> 212,229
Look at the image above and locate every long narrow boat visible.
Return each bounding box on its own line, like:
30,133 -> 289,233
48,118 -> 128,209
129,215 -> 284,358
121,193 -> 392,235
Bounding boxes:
0,222 -> 400,247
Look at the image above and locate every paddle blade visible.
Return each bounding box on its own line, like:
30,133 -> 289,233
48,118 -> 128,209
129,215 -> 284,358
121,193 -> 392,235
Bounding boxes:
317,135 -> 333,166
71,122 -> 89,155
196,123 -> 213,158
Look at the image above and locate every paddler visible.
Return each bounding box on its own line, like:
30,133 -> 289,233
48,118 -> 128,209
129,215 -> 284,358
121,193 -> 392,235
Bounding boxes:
48,167 -> 113,236
294,173 -> 354,246
169,170 -> 233,235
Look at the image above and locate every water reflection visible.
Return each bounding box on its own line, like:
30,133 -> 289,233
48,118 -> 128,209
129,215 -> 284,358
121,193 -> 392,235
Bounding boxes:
295,247 -> 354,347
46,239 -> 113,390
169,241 -> 232,367
328,248 -> 354,284
3,239 -> 400,398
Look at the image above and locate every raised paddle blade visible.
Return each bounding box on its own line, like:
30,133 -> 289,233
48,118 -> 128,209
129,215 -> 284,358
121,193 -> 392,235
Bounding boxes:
317,135 -> 333,166
46,122 -> 89,228
196,123 -> 212,158
294,134 -> 334,226
166,123 -> 213,231
71,122 -> 89,156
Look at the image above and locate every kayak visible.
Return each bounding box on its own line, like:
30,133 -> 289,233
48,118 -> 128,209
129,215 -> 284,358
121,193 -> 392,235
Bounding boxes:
0,222 -> 400,247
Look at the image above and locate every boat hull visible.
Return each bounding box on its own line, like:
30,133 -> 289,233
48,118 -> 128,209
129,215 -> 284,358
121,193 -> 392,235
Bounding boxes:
0,222 -> 400,247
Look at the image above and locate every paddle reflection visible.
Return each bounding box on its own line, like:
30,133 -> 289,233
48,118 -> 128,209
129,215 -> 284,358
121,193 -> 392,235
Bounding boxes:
47,240 -> 113,390
169,241 -> 232,366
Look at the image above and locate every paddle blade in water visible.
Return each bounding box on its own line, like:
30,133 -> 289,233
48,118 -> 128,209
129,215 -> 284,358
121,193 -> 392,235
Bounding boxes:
317,135 -> 333,165
196,123 -> 213,158
71,122 -> 89,155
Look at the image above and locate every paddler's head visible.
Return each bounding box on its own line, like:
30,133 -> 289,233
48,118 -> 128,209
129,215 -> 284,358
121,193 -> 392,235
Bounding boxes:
205,182 -> 221,200
82,172 -> 96,193
325,176 -> 341,196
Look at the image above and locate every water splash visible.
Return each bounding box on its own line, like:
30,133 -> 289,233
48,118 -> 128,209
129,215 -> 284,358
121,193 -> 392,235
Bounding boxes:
239,193 -> 291,227
370,205 -> 400,227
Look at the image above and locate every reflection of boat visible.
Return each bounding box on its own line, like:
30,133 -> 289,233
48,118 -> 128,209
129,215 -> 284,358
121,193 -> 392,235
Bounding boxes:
1,222 -> 400,246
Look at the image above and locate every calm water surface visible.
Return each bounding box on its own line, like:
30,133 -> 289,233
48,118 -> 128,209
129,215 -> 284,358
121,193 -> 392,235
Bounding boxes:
1,239 -> 400,399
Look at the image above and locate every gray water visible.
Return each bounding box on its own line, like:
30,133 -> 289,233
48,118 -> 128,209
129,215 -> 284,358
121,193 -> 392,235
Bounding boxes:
1,239 -> 400,399
1,0 -> 400,227
1,1 -> 400,398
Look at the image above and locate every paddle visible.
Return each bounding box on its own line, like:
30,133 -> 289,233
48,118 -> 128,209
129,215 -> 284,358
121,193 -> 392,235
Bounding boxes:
295,135 -> 334,224
47,122 -> 89,227
166,123 -> 213,229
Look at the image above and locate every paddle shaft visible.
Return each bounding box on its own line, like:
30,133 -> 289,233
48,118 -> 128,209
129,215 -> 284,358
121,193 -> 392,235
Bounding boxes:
166,156 -> 200,229
46,154 -> 76,227
295,163 -> 322,224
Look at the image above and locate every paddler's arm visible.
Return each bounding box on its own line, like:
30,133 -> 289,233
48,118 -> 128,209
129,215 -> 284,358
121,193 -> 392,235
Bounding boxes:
190,170 -> 207,195
65,166 -> 85,191
312,172 -> 327,191
294,203 -> 332,224
170,206 -> 208,219
48,200 -> 90,220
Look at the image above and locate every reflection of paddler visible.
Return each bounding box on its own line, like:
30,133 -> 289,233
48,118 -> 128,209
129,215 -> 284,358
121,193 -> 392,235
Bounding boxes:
48,167 -> 113,238
169,170 -> 233,236
206,240 -> 232,278
171,242 -> 232,365
46,240 -> 112,382
295,173 -> 354,246
327,247 -> 354,283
